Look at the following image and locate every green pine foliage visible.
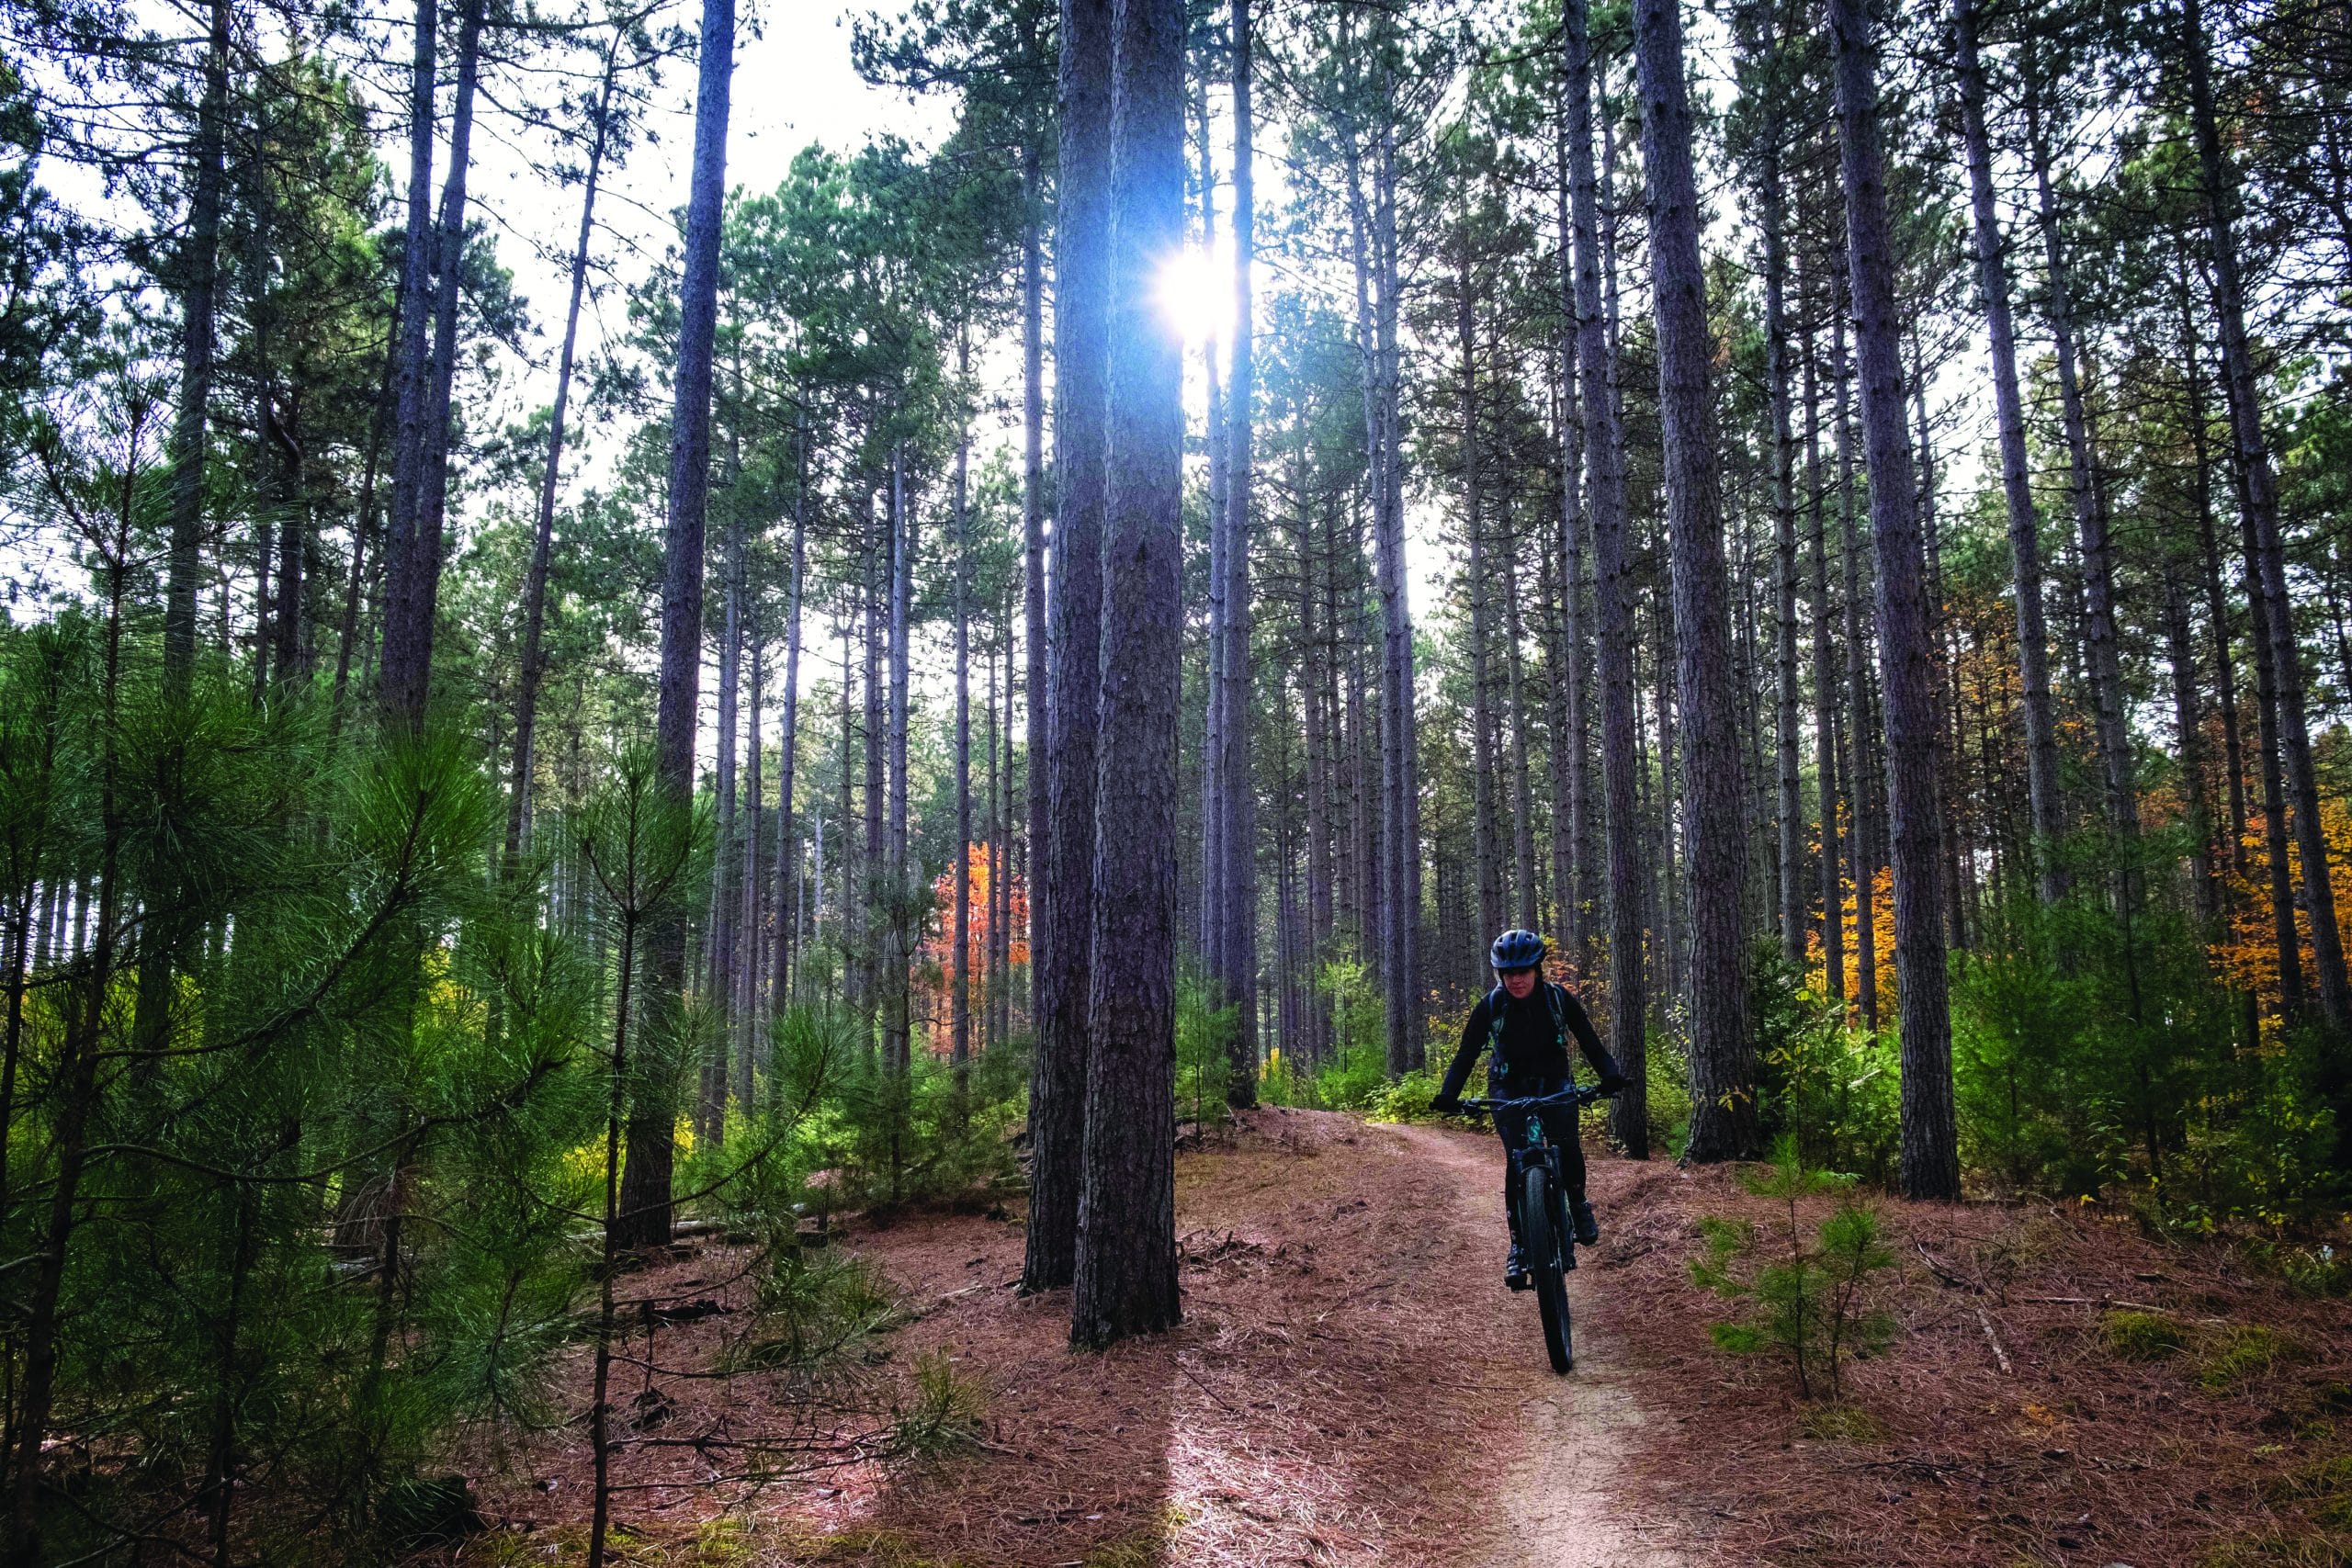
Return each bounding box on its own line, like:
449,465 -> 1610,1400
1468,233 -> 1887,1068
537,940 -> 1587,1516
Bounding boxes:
1689,1136 -> 1896,1404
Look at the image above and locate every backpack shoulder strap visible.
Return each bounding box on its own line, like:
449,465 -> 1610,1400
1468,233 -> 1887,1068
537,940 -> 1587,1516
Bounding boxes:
1545,983 -> 1569,1048
1486,986 -> 1508,1051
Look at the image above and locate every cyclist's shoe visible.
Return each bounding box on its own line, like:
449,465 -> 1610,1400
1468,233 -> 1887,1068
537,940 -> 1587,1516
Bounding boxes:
1571,1200 -> 1599,1247
1504,1244 -> 1531,1292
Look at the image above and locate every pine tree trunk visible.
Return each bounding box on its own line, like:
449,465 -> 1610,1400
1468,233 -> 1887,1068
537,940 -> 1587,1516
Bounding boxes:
1023,141 -> 1049,1037
620,0 -> 732,1251
1831,0 -> 1959,1199
1023,0 -> 1111,1296
382,0 -> 487,729
772,413 -> 808,1014
1634,0 -> 1755,1160
1804,312 -> 1846,1004
1832,306 -> 1878,1033
1760,74 -> 1804,964
379,0 -> 438,725
1220,0 -> 1258,1105
1566,0 -> 1646,1153
2024,56 -> 2138,869
2183,0 -> 2352,1043
954,348 -> 974,1103
510,32 -> 619,865
1071,0 -> 1182,1349
1952,0 -> 2065,905
1462,247 -> 1503,957
887,446 -> 914,1075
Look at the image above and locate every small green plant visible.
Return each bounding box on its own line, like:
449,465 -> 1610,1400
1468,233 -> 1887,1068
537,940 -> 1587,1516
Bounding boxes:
890,1349 -> 987,1456
1175,968 -> 1238,1128
740,1251 -> 900,1378
2098,1308 -> 2185,1361
2199,1325 -> 2308,1391
1689,1135 -> 1895,1401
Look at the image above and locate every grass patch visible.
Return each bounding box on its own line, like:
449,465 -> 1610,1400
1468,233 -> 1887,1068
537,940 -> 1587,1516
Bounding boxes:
2098,1308 -> 2185,1360
2197,1532 -> 2352,1568
783,1528 -> 965,1567
1795,1404 -> 1886,1443
2200,1325 -> 2309,1391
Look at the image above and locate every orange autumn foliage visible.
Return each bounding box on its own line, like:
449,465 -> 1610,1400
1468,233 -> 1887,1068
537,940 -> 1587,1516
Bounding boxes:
918,841 -> 1030,1056
2215,796 -> 2352,1015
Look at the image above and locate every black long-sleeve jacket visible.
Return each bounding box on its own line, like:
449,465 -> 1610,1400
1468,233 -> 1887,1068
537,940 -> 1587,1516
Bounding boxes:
1435,981 -> 1623,1103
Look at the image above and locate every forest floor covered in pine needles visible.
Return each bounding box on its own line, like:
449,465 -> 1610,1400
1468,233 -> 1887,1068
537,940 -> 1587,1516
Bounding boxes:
449,1111 -> 2352,1568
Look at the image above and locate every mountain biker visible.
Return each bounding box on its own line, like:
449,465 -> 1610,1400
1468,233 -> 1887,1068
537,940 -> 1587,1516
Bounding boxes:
1429,929 -> 1629,1291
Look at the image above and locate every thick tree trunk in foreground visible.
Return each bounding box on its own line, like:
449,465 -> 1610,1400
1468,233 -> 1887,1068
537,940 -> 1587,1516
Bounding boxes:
1070,0 -> 1182,1350
1023,0 -> 1111,1296
620,0 -> 732,1250
1565,0 -> 1646,1156
1831,0 -> 1959,1200
1634,0 -> 1752,1159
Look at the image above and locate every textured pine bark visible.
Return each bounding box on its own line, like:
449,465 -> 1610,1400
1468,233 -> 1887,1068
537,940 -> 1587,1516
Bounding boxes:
1831,0 -> 1959,1200
1804,313 -> 1845,1007
378,0 -> 438,723
1756,38 -> 1804,965
1220,0 -> 1259,1106
382,0 -> 486,729
1023,0 -> 1111,1297
1022,145 -> 1049,1035
1566,0 -> 1646,1156
1070,0 -> 1182,1349
1634,0 -> 1751,1159
619,0 -> 732,1251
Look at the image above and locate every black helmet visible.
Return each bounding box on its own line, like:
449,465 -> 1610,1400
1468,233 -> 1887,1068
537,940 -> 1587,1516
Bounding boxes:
1489,929 -> 1546,972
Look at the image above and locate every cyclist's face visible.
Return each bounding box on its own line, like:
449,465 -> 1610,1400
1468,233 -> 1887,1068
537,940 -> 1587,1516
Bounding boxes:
1499,966 -> 1538,998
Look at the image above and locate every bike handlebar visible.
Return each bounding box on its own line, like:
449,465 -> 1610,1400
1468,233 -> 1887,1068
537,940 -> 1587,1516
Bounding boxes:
1458,1085 -> 1618,1113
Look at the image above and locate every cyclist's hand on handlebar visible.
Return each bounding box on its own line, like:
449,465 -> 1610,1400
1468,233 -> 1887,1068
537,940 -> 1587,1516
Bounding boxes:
1596,1075 -> 1630,1096
1428,1095 -> 1464,1116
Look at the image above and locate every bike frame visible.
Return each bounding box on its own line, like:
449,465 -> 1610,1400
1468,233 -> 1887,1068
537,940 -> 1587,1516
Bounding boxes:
1462,1085 -> 1612,1271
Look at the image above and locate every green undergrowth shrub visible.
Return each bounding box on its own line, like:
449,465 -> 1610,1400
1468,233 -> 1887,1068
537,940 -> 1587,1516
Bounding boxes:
1690,1136 -> 1896,1403
736,1249 -> 901,1379
1175,967 -> 1237,1127
1751,942 -> 1898,1183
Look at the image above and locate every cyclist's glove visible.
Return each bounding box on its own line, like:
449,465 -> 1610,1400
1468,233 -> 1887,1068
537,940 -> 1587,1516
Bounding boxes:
1596,1075 -> 1631,1096
1429,1096 -> 1464,1116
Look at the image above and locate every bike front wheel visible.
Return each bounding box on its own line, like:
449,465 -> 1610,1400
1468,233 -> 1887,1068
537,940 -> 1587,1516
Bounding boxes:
1522,1163 -> 1573,1373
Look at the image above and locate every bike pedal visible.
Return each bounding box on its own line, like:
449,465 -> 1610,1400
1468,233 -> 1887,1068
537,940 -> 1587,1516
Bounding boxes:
1505,1271 -> 1532,1292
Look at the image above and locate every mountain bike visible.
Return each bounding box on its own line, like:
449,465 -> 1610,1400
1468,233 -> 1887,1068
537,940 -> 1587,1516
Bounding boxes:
1461,1084 -> 1617,1374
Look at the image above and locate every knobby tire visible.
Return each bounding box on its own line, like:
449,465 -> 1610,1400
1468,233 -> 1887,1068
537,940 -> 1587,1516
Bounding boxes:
1523,1163 -> 1573,1373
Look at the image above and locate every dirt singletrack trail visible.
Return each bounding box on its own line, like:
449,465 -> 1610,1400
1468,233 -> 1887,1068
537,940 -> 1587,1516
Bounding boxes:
1381,1120 -> 1692,1568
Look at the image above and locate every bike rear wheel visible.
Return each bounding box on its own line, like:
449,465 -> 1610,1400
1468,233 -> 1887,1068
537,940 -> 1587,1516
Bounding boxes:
1522,1164 -> 1573,1373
